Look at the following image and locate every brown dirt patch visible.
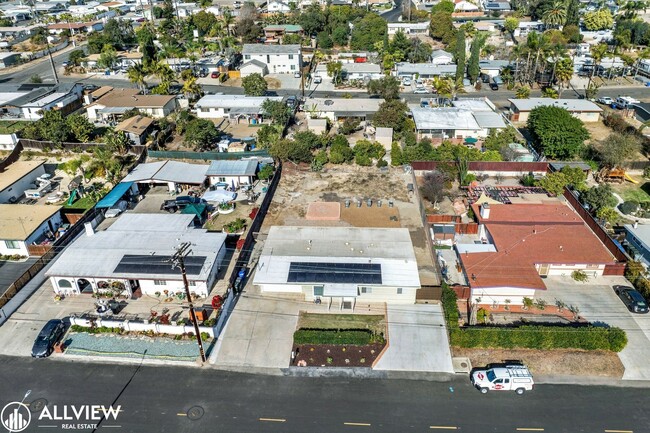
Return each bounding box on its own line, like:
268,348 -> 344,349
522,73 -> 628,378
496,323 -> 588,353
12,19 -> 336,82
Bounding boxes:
293,343 -> 385,367
340,205 -> 401,228
265,77 -> 281,89
453,347 -> 624,378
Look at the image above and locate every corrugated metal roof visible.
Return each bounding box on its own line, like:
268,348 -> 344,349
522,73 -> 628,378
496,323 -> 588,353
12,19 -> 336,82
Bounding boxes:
412,107 -> 480,130
206,160 -> 258,176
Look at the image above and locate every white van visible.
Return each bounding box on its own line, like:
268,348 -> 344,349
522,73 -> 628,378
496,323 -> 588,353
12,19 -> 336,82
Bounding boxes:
471,364 -> 534,395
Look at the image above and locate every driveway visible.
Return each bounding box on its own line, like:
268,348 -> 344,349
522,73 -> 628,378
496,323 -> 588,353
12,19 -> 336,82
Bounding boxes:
537,275 -> 650,380
374,304 -> 454,373
209,284 -> 298,369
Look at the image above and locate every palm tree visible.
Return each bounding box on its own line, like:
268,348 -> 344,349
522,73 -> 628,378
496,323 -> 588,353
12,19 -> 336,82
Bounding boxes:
182,75 -> 203,100
432,77 -> 464,99
554,57 -> 574,98
151,61 -> 177,94
127,64 -> 148,92
515,86 -> 531,98
222,9 -> 234,36
542,0 -> 568,28
589,43 -> 608,86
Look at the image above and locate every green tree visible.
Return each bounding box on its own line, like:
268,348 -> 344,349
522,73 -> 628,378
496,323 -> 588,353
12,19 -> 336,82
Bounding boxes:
562,24 -> 582,43
583,9 -> 614,31
234,18 -> 263,43
135,24 -> 156,67
184,118 -> 221,151
332,25 -> 349,46
431,0 -> 455,13
66,114 -> 94,143
454,29 -> 466,84
515,86 -> 531,98
542,0 -> 567,28
541,87 -> 559,98
330,135 -> 354,163
127,64 -> 149,92
596,206 -> 618,224
483,127 -> 520,152
317,31 -> 333,49
554,57 -> 573,98
68,49 -> 86,67
467,34 -> 486,84
293,131 -> 323,150
527,106 -> 589,159
242,73 -> 268,96
191,10 -> 218,35
595,133 -> 641,168
270,138 -> 312,163
98,44 -> 118,69
104,129 -> 132,155
373,100 -> 409,134
390,141 -> 404,166
256,124 -> 281,149
181,75 -> 203,100
582,184 -> 617,212
299,3 -> 326,35
262,99 -> 292,125
504,17 -> 519,33
429,10 -> 455,44
40,110 -> 72,144
350,14 -> 387,51
326,61 -> 343,85
366,76 -> 401,100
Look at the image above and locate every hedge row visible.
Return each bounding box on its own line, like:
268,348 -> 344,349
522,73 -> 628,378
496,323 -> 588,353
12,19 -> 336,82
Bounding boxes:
449,326 -> 627,352
294,328 -> 384,345
440,284 -> 627,352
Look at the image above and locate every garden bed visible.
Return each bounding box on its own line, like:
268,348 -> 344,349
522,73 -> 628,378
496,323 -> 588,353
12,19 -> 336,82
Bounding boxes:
293,343 -> 385,367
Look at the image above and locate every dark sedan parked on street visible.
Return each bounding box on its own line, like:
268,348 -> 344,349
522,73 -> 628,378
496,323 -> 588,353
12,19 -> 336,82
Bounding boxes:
614,285 -> 649,314
31,319 -> 65,358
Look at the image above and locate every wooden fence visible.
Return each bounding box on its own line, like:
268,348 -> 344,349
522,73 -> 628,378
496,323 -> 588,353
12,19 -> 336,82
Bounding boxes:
0,141 -> 23,171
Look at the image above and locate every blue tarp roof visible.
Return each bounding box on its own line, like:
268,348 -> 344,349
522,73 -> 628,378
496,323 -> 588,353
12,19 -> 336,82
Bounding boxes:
96,182 -> 134,209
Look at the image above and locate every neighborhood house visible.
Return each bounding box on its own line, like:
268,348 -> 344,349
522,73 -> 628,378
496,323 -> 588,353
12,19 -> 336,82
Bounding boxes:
0,204 -> 62,257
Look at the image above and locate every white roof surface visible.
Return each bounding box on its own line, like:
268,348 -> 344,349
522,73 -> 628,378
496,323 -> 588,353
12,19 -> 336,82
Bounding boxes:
452,98 -> 494,112
305,98 -> 382,114
253,226 -> 421,288
473,111 -> 506,129
195,95 -> 283,110
412,107 -> 480,130
122,161 -> 208,184
508,98 -> 603,112
46,214 -> 227,281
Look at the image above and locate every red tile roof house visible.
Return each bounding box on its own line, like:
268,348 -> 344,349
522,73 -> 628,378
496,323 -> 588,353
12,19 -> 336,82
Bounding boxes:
457,201 -> 618,306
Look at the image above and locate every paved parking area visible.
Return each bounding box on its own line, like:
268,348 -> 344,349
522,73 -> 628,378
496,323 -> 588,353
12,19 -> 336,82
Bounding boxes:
537,275 -> 650,381
374,304 -> 454,373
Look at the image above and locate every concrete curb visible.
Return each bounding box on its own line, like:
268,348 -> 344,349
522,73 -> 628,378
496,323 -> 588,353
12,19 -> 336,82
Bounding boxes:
535,374 -> 650,388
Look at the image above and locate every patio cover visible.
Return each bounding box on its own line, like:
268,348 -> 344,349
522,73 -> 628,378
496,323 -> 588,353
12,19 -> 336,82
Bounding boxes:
96,182 -> 133,209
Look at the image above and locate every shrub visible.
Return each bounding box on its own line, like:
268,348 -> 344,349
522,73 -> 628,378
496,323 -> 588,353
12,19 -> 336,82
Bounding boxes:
644,166 -> 650,179
620,200 -> 639,215
449,325 -> 627,352
293,328 -> 384,345
571,270 -> 589,282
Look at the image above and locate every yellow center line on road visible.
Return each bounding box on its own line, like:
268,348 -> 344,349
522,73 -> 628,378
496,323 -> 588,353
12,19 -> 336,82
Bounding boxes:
344,422 -> 372,426
429,426 -> 458,430
605,430 -> 633,433
176,413 -> 187,417
259,418 -> 286,422
517,429 -> 545,431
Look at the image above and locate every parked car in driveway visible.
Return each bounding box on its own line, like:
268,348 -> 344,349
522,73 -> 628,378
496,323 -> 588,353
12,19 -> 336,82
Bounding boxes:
614,285 -> 649,313
211,71 -> 220,79
160,196 -> 206,213
31,319 -> 65,358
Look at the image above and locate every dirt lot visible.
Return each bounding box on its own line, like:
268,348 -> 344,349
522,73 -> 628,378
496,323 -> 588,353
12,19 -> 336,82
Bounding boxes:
263,164 -> 440,285
454,347 -> 624,378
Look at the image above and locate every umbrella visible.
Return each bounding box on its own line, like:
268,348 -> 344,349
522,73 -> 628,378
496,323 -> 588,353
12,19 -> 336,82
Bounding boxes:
464,137 -> 478,144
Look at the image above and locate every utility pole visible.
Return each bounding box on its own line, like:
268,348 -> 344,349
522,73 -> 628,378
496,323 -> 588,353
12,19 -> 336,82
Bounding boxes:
168,242 -> 206,363
46,40 -> 59,84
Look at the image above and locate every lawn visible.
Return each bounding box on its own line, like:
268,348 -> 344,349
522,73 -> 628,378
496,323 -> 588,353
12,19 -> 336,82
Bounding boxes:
63,195 -> 97,210
609,176 -> 650,203
0,120 -> 26,135
298,312 -> 386,335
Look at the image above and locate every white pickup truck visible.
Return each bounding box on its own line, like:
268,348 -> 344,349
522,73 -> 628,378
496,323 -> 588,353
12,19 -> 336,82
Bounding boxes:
470,364 -> 534,395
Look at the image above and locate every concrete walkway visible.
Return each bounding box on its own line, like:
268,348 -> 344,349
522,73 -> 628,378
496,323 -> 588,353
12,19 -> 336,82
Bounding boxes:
374,304 -> 454,373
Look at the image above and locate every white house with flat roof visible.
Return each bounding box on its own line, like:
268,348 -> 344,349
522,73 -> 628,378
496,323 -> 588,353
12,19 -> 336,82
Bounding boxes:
0,160 -> 46,203
0,204 -> 62,257
508,98 -> 603,122
387,22 -> 429,36
253,226 -> 421,308
121,160 -> 209,193
206,160 -> 258,187
625,223 -> 650,269
395,63 -> 456,79
46,214 -> 227,298
302,97 -> 383,122
194,95 -> 283,120
242,44 -> 301,75
411,107 -> 506,140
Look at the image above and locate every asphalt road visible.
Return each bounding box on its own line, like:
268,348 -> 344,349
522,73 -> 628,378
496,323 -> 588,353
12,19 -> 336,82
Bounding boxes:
0,356 -> 649,433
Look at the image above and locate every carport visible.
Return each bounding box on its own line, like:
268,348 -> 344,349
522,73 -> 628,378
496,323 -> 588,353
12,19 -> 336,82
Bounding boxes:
96,182 -> 135,209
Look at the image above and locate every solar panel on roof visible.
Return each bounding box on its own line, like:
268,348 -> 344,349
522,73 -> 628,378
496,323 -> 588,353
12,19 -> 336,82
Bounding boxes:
113,255 -> 207,276
287,262 -> 382,284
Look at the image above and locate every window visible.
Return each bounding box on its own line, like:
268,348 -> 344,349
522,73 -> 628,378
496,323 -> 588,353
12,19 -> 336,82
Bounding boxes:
58,279 -> 72,289
218,177 -> 226,182
397,288 -> 403,294
290,65 -> 295,70
188,281 -> 196,286
313,285 -> 324,297
244,54 -> 251,60
154,280 -> 166,286
360,287 -> 372,294
288,54 -> 294,60
4,240 -> 19,249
